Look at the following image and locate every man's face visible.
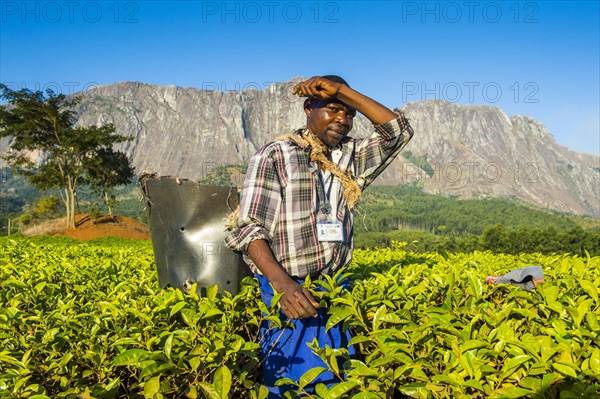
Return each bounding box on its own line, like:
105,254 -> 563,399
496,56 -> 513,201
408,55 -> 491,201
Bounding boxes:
305,99 -> 355,148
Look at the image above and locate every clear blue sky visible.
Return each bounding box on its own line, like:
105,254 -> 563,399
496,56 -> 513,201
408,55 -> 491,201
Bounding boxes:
1,1 -> 599,155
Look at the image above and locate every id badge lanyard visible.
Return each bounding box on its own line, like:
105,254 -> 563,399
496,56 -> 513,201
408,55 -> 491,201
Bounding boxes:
317,171 -> 336,221
316,165 -> 344,242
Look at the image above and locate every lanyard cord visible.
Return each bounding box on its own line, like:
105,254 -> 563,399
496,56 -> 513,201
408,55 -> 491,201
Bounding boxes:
316,170 -> 332,217
316,156 -> 340,221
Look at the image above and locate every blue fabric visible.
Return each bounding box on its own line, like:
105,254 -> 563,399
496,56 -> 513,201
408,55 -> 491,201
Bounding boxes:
492,266 -> 544,291
256,274 -> 355,398
487,266 -> 544,291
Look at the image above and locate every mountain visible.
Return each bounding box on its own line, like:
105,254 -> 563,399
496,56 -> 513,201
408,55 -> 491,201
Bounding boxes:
2,80 -> 599,217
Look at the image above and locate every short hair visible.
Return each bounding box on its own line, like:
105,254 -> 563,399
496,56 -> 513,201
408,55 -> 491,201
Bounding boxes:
320,75 -> 350,87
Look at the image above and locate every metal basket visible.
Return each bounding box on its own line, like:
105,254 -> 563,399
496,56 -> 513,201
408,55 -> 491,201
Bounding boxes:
139,174 -> 251,296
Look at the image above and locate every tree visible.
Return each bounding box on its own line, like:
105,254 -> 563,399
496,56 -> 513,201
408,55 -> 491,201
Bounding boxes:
480,223 -> 509,252
18,195 -> 63,227
0,84 -> 133,228
84,147 -> 135,215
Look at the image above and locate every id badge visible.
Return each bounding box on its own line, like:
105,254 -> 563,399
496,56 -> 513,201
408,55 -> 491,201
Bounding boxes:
317,221 -> 344,242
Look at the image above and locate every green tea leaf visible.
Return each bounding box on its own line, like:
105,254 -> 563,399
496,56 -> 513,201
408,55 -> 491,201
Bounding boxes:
347,359 -> 378,377
350,393 -> 382,399
198,382 -> 220,399
553,362 -> 578,378
144,376 -> 161,398
206,285 -> 218,301
202,308 -> 224,319
461,340 -> 488,353
185,386 -> 198,399
326,307 -> 354,331
189,356 -> 201,371
274,378 -> 296,387
251,384 -> 270,399
105,377 -> 121,391
542,285 -> 559,305
467,271 -> 483,297
164,334 -> 173,359
348,335 -> 371,346
111,349 -> 151,367
540,373 -> 561,391
298,367 -> 326,389
587,348 -> 600,377
579,279 -> 598,303
463,379 -> 484,391
324,380 -> 360,399
491,387 -> 534,398
42,328 -> 60,343
502,355 -> 531,374
170,301 -> 186,317
214,365 -> 232,399
458,351 -> 477,378
398,383 -> 428,397
372,305 -> 387,330
432,374 -> 461,386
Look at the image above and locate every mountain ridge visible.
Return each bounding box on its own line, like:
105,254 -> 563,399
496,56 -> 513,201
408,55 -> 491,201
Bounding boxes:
1,80 -> 598,217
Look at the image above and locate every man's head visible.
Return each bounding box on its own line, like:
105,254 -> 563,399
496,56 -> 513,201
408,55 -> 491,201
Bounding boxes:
303,75 -> 356,148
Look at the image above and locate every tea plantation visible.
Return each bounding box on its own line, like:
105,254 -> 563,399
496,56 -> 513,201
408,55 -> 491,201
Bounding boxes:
0,237 -> 598,398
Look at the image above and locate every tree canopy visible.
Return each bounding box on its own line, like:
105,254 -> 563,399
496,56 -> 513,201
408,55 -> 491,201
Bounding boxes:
84,147 -> 135,215
0,84 -> 134,228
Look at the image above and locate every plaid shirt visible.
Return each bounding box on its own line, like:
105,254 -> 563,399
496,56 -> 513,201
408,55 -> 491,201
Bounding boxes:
225,115 -> 414,278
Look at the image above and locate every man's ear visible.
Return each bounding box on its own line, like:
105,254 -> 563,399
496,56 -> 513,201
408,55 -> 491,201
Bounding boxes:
303,98 -> 313,117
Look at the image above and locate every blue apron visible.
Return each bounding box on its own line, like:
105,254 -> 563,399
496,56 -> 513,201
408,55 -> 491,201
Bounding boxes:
255,274 -> 355,398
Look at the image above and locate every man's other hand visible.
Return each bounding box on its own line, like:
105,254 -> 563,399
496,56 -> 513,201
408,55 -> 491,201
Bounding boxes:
272,276 -> 320,319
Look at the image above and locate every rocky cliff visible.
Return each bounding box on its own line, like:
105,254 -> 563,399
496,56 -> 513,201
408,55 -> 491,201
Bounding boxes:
3,80 -> 599,217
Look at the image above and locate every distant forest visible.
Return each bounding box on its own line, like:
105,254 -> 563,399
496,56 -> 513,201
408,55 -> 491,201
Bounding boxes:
355,185 -> 600,256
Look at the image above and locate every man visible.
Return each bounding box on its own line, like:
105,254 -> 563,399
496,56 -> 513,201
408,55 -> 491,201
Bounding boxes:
225,75 -> 414,396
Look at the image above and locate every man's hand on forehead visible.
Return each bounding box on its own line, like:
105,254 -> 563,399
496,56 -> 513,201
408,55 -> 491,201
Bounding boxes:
294,77 -> 356,116
293,76 -> 343,100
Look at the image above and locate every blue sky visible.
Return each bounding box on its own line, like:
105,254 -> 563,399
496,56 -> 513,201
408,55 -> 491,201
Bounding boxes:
1,1 -> 599,155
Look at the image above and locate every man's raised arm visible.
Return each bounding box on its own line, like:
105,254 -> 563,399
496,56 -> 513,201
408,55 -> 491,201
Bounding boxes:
293,76 -> 398,125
